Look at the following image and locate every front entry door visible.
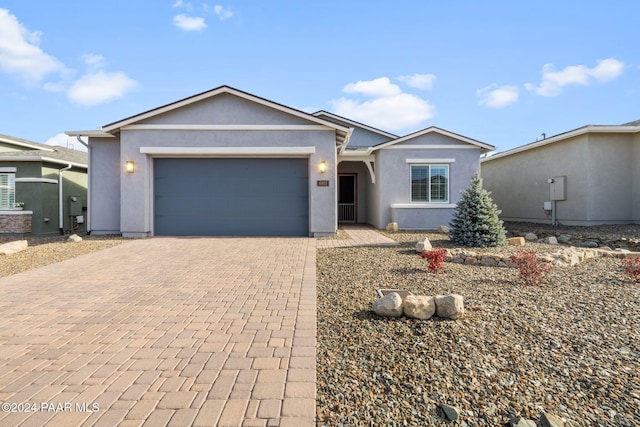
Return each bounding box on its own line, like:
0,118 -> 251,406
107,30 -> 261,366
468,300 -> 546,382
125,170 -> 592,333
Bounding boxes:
338,174 -> 356,223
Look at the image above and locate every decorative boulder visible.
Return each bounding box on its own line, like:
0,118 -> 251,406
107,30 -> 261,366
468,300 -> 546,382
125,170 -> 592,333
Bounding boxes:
435,294 -> 464,320
507,237 -> 525,246
557,234 -> 572,244
385,222 -> 398,232
403,295 -> 435,320
524,233 -> 538,241
415,237 -> 433,253
372,292 -> 403,317
540,412 -> 565,427
67,234 -> 83,243
546,236 -> 558,245
0,240 -> 28,255
437,225 -> 450,233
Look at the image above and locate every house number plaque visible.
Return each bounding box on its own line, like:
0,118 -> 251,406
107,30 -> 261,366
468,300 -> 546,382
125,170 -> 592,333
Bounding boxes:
316,180 -> 330,187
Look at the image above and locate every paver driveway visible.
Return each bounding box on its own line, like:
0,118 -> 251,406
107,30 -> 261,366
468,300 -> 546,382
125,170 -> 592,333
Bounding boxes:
0,237 -> 316,427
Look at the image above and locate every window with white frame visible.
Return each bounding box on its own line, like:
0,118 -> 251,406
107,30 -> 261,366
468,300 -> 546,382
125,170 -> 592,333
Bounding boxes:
411,164 -> 449,203
0,172 -> 16,210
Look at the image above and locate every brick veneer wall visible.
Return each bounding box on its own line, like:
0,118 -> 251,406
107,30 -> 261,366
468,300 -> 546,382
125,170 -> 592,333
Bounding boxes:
0,212 -> 33,233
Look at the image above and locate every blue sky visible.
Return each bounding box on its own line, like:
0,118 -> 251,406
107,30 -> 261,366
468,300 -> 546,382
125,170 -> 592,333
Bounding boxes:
1,1 -> 638,153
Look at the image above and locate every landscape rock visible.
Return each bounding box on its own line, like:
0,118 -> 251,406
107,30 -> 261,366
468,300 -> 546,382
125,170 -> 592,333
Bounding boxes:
439,404 -> 461,421
524,233 -> 538,241
0,240 -> 28,255
437,225 -> 450,233
67,234 -> 83,243
435,294 -> 464,320
385,222 -> 398,232
557,234 -> 573,244
415,237 -> 433,253
480,256 -> 497,267
507,237 -> 525,246
581,240 -> 598,248
403,295 -> 435,320
510,417 -> 537,427
464,257 -> 478,265
540,411 -> 565,427
546,236 -> 558,245
372,292 -> 403,317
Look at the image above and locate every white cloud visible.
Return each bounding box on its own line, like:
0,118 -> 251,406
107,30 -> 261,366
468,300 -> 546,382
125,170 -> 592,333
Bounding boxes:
526,58 -> 625,97
214,5 -> 233,20
331,77 -> 435,130
397,73 -> 436,90
173,14 -> 207,31
45,133 -> 87,152
477,84 -> 519,108
82,53 -> 105,70
0,8 -> 67,83
591,58 -> 625,82
343,77 -> 402,97
172,0 -> 192,9
68,71 -> 138,106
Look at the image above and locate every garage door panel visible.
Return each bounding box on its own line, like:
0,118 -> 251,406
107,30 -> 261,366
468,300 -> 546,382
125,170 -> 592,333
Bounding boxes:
154,158 -> 309,236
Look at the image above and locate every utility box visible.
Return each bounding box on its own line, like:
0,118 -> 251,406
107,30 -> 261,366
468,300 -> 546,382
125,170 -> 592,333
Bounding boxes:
549,176 -> 566,201
68,196 -> 83,216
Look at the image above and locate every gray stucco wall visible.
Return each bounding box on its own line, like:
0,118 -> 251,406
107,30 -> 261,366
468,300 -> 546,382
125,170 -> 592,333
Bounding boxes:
88,138 -> 121,234
482,133 -> 638,225
372,133 -> 481,229
315,114 -> 394,148
115,95 -> 337,237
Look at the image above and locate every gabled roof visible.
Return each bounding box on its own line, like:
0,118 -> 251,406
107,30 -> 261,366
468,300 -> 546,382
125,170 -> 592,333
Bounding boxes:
0,133 -> 88,167
482,122 -> 640,163
100,84 -> 349,136
371,126 -> 495,153
313,110 -> 399,139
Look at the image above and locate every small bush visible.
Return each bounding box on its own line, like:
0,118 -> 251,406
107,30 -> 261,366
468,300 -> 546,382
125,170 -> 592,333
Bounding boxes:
510,250 -> 551,286
622,257 -> 640,283
420,248 -> 448,274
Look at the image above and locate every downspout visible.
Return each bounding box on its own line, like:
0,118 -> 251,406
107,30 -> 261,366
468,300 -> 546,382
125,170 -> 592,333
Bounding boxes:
75,136 -> 90,234
59,164 -> 72,235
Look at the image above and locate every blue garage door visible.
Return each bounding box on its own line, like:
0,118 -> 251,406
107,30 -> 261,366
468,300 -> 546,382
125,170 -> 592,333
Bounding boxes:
154,158 -> 309,236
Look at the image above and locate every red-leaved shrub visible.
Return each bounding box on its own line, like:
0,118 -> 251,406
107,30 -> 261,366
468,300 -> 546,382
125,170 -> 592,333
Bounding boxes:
420,248 -> 448,274
622,257 -> 640,283
510,250 -> 551,286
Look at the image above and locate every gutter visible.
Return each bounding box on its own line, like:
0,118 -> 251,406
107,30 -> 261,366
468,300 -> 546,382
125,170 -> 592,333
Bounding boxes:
58,164 -> 72,235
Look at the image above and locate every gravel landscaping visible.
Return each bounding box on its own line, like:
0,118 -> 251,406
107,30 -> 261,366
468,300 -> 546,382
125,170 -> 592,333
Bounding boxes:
0,234 -> 127,278
317,227 -> 640,426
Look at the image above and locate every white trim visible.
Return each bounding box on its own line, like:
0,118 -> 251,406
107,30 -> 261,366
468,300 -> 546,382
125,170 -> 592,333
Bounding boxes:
406,158 -> 455,164
386,144 -> 477,150
15,177 -> 58,184
391,203 -> 456,209
140,146 -> 316,156
0,210 -> 34,215
0,167 -> 16,173
0,156 -> 87,168
0,136 -> 55,152
65,130 -> 115,138
124,124 -> 334,131
482,124 -> 640,163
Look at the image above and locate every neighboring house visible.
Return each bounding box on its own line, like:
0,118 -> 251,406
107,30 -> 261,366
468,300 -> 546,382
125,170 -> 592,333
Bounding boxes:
481,120 -> 640,225
66,86 -> 493,237
0,134 -> 88,235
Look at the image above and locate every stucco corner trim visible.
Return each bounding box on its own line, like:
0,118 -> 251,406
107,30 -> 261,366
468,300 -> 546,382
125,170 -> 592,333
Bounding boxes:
140,146 -> 317,156
391,203 -> 457,209
405,158 -> 456,164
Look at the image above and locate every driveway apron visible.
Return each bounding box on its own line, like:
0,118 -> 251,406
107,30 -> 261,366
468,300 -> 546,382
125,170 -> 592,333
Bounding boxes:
0,237 -> 316,427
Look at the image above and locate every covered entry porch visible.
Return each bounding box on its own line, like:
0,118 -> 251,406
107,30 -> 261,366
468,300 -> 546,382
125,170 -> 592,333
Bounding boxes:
337,156 -> 375,224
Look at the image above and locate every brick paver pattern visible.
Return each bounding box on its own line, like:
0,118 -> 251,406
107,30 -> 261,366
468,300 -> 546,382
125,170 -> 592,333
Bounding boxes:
0,237 -> 316,427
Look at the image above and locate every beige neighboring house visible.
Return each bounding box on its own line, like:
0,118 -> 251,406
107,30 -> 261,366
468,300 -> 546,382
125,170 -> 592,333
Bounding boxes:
481,120 -> 640,225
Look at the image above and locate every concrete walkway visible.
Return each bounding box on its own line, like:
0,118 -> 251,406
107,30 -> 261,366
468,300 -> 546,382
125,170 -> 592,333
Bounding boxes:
316,224 -> 399,249
0,238 -> 316,427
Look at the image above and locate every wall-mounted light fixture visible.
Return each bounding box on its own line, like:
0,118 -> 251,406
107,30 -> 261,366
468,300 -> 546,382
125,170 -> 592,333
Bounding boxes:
125,161 -> 135,173
319,161 -> 327,173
